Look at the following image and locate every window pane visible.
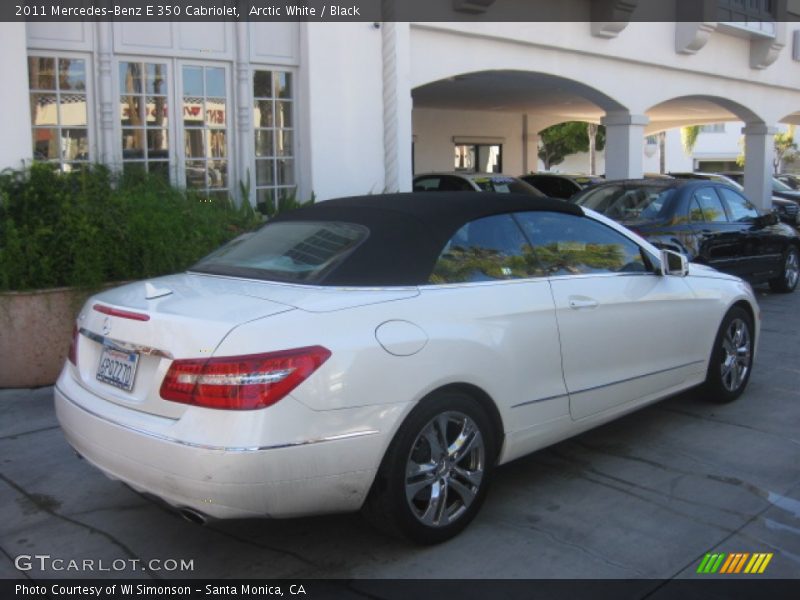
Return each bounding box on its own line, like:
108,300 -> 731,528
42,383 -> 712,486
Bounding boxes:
146,63 -> 168,94
183,98 -> 204,126
276,159 -> 294,186
59,95 -> 87,126
454,144 -> 476,171
32,128 -> 59,160
183,66 -> 203,96
276,101 -> 292,127
147,129 -> 168,157
184,129 -> 205,158
185,160 -> 206,188
146,96 -> 169,127
256,159 -> 275,185
58,59 -> 86,91
122,129 -> 146,158
206,68 -> 225,97
515,212 -> 647,276
430,214 -> 529,283
205,99 -> 226,127
120,62 -> 143,94
208,160 -> 227,189
120,96 -> 144,127
30,94 -> 57,126
208,130 -> 227,158
253,71 -> 272,98
694,188 -> 728,222
274,72 -> 292,98
28,57 -> 56,90
255,130 -> 274,157
276,130 -> 293,157
60,128 -> 89,161
253,100 -> 273,128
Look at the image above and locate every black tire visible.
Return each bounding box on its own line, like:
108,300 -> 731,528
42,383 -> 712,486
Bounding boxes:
362,390 -> 497,545
769,246 -> 799,293
701,306 -> 754,404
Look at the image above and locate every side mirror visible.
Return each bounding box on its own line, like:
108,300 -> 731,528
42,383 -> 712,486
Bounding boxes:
756,211 -> 779,227
660,249 -> 689,277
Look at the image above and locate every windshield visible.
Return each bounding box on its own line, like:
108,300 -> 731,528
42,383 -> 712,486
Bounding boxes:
472,176 -> 544,196
574,185 -> 675,221
190,221 -> 369,283
773,178 -> 794,192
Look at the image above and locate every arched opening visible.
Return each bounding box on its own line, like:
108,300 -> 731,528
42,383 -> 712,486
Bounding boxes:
411,70 -> 627,178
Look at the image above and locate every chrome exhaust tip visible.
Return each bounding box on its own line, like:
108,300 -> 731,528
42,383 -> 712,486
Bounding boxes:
178,508 -> 208,525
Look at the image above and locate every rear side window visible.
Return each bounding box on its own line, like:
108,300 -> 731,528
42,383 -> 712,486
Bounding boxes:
693,188 -> 728,222
413,177 -> 441,191
575,185 -> 674,221
472,177 -> 543,195
430,214 -> 530,283
514,212 -> 649,276
527,176 -> 560,196
191,221 -> 368,283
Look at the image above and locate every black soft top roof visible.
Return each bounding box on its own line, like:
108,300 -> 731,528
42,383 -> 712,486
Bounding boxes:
269,192 -> 584,286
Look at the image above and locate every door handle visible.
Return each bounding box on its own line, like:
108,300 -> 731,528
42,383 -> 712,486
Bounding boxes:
568,297 -> 599,310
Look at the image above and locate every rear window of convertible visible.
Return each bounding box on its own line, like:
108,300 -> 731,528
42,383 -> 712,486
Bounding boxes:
190,221 -> 369,283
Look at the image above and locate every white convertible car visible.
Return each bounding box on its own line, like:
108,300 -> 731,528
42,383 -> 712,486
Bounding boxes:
55,193 -> 758,544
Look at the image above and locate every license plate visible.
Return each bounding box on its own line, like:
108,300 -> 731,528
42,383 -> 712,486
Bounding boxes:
96,346 -> 139,391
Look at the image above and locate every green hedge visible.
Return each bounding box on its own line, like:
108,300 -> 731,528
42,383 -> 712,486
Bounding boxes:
0,164 -> 261,291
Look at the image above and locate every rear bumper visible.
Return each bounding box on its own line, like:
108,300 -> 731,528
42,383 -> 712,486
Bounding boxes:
54,368 -> 397,519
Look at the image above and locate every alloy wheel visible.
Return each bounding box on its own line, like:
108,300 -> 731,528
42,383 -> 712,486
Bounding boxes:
720,318 -> 752,393
404,411 -> 485,528
784,250 -> 799,290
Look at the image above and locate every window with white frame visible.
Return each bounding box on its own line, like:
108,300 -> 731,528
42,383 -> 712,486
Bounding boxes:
182,65 -> 229,200
253,69 -> 295,212
28,56 -> 89,170
119,61 -> 170,179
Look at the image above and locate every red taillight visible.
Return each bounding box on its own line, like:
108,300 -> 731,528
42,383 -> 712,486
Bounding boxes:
159,346 -> 331,410
68,324 -> 79,365
93,304 -> 150,321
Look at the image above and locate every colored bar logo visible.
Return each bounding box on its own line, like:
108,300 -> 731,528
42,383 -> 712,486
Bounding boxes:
696,552 -> 773,574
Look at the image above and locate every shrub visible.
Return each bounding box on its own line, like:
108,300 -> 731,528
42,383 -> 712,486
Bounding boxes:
0,163 -> 261,291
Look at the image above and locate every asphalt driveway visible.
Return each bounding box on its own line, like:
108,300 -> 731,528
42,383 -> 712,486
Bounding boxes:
1,287 -> 799,581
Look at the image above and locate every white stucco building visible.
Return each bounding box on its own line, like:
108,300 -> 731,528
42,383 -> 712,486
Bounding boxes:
2,1 -> 800,210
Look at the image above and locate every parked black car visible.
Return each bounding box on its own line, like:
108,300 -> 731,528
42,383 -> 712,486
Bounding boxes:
571,179 -> 800,292
776,173 -> 800,191
668,171 -> 799,226
719,171 -> 800,206
519,172 -> 603,199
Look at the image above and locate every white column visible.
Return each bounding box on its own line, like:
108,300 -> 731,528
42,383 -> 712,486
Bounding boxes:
381,22 -> 413,192
741,123 -> 777,211
600,112 -> 649,180
95,22 -> 115,167
0,23 -> 32,170
522,115 -> 540,174
235,21 -> 253,206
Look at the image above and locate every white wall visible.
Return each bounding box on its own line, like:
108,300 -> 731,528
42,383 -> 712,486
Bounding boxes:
413,108 -> 525,175
301,23 -> 386,200
0,23 -> 32,170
